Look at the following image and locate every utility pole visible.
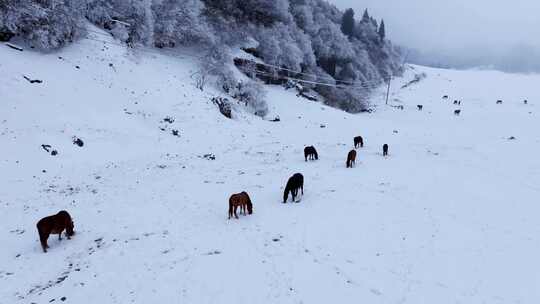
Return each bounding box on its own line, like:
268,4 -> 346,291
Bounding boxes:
385,75 -> 392,105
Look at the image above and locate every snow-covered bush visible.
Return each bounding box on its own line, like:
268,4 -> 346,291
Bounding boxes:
152,0 -> 213,48
232,81 -> 268,117
0,0 -> 85,50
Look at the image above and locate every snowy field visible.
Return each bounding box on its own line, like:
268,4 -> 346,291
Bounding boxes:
1,34 -> 539,304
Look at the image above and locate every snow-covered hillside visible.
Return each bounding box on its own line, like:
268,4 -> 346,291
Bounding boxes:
1,35 -> 539,304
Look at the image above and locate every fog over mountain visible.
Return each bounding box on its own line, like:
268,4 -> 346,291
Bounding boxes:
329,0 -> 540,73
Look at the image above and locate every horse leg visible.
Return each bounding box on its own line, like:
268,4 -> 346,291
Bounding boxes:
234,205 -> 239,219
40,234 -> 49,252
59,230 -> 63,241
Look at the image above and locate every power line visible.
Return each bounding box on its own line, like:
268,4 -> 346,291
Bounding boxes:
242,67 -> 383,90
251,60 -> 385,87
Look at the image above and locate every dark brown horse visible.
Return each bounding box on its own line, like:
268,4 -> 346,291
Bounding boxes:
228,192 -> 253,219
36,210 -> 74,253
346,150 -> 357,168
283,173 -> 304,203
354,136 -> 364,148
304,146 -> 318,161
383,144 -> 389,157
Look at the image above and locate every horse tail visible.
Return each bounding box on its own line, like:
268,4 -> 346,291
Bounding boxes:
246,195 -> 253,214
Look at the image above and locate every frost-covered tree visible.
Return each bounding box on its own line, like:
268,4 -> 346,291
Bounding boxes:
0,0 -> 85,49
152,0 -> 212,48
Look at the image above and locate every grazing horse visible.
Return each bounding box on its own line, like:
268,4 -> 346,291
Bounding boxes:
304,146 -> 318,161
454,109 -> 461,116
228,192 -> 253,219
36,210 -> 74,253
383,144 -> 389,156
496,100 -> 503,104
283,173 -> 304,203
417,105 -> 423,111
354,136 -> 364,148
524,100 -> 528,104
442,95 -> 449,99
346,150 -> 357,168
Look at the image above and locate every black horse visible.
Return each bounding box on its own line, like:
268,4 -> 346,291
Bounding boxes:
383,144 -> 389,157
304,146 -> 318,161
354,136 -> 364,148
283,173 -> 304,203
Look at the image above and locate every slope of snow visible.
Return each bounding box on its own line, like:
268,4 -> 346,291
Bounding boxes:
1,34 -> 539,304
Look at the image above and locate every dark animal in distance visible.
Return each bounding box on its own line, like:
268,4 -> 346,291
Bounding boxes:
524,100 -> 528,104
72,137 -> 84,147
417,105 -> 423,111
304,146 -> 318,161
346,150 -> 357,168
496,100 -> 503,104
454,109 -> 461,116
36,210 -> 74,253
383,144 -> 389,157
283,173 -> 304,203
354,136 -> 364,148
23,75 -> 43,84
442,95 -> 449,99
228,192 -> 253,219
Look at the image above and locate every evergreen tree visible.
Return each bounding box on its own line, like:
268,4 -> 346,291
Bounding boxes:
361,9 -> 370,23
340,8 -> 355,38
378,19 -> 386,41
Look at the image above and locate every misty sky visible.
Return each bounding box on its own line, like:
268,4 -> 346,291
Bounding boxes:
329,0 -> 540,71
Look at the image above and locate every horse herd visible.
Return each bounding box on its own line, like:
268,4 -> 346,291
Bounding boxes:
36,136 -> 389,252
228,135 -> 389,219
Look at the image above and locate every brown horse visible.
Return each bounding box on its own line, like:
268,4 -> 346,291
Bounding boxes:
354,136 -> 364,148
346,150 -> 357,168
228,192 -> 253,219
36,210 -> 74,253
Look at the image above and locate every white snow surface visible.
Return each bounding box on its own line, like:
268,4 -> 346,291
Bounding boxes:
1,34 -> 540,304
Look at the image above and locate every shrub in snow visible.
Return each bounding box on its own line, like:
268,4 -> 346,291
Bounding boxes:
0,0 -> 85,50
212,97 -> 232,119
152,0 -> 213,48
232,81 -> 268,117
